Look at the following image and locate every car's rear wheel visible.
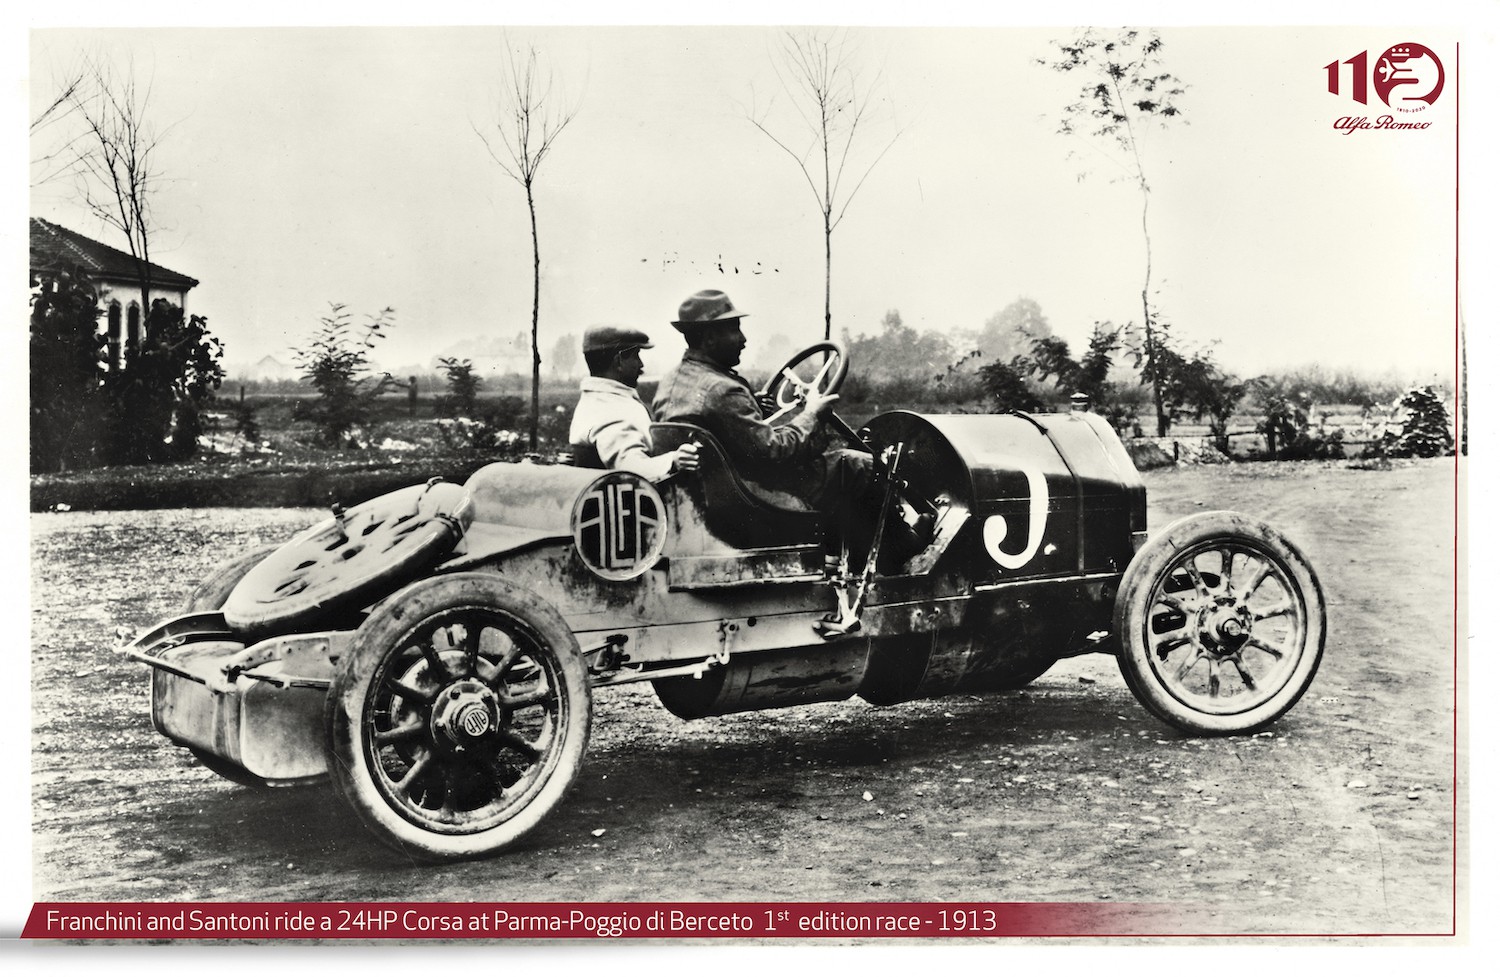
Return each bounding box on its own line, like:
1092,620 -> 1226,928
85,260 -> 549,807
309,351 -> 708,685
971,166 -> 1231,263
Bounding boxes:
1115,511 -> 1325,735
326,573 -> 591,862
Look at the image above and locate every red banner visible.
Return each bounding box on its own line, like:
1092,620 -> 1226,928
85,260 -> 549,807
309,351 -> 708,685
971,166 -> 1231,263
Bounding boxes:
24,901 -> 1175,939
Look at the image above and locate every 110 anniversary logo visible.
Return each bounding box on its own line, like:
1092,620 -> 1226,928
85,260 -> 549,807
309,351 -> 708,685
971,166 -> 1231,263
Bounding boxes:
1326,42 -> 1446,134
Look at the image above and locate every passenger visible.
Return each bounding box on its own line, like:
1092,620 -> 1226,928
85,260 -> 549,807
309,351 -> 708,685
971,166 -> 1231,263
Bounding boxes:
568,325 -> 699,479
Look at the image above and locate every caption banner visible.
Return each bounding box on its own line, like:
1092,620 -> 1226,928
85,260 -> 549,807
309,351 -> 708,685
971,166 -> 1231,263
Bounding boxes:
24,901 -> 1171,939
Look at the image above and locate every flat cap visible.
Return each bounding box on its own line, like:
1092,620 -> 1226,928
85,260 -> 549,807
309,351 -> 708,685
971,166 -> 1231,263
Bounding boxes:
672,289 -> 749,329
582,325 -> 654,354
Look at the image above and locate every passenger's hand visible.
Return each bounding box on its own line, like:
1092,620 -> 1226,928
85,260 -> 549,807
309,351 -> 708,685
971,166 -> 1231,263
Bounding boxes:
670,442 -> 701,473
803,389 -> 840,417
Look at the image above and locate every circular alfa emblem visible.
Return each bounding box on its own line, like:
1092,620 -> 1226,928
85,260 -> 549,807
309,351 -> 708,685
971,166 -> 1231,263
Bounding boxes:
571,471 -> 666,581
457,705 -> 491,738
1373,43 -> 1445,111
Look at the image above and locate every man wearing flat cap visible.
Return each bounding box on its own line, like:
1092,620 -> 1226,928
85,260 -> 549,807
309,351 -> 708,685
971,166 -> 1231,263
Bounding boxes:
568,325 -> 699,480
652,288 -> 863,514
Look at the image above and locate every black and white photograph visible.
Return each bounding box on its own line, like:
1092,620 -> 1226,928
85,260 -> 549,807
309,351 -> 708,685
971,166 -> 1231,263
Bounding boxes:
14,4 -> 1487,948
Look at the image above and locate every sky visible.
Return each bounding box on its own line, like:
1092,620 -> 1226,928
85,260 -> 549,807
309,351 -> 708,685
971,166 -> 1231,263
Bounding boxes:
25,20 -> 1468,385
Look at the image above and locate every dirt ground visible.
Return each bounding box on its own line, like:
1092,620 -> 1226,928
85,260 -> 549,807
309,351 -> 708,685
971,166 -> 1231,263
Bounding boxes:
28,458 -> 1461,937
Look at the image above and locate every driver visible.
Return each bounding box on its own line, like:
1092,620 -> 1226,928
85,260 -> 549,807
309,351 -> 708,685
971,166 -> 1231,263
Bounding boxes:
652,289 -> 900,547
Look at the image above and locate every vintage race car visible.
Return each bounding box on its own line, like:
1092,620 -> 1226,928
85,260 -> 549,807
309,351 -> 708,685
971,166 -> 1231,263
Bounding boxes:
124,342 -> 1326,862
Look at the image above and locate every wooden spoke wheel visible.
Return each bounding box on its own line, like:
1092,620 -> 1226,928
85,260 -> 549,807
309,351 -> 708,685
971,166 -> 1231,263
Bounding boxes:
325,573 -> 590,862
1115,511 -> 1326,735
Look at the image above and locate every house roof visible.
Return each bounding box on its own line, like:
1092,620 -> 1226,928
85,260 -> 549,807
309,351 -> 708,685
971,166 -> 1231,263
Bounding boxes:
29,217 -> 200,291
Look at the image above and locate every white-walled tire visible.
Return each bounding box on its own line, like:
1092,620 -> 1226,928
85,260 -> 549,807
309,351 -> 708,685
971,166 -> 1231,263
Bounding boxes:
1115,511 -> 1326,735
326,573 -> 590,862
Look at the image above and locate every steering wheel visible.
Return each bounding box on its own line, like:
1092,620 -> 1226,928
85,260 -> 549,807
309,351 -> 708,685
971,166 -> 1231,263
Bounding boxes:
758,340 -> 861,443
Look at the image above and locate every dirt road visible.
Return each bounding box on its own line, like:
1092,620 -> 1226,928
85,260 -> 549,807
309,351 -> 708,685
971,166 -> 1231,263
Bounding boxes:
29,458 -> 1461,936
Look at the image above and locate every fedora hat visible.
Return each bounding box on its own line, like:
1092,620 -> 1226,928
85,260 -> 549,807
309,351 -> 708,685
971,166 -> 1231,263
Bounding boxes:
672,289 -> 749,330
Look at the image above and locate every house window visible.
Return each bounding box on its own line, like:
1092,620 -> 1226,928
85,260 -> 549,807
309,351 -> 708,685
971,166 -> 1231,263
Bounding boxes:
126,303 -> 141,362
107,302 -> 122,371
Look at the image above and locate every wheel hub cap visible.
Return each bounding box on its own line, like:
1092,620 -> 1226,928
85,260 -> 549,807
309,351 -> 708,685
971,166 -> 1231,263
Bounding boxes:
1201,607 -> 1251,655
431,679 -> 500,750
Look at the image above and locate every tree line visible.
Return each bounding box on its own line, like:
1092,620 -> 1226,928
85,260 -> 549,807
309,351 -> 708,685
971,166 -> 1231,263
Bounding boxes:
833,297 -> 1454,461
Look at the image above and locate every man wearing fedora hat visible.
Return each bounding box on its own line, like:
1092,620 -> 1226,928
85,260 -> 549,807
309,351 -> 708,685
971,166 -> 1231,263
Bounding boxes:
653,288 -> 884,525
568,324 -> 699,479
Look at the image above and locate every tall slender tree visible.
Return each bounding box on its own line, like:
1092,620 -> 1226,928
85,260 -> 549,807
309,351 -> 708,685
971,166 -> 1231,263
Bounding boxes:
475,43 -> 578,452
1043,29 -> 1186,435
748,28 -> 901,341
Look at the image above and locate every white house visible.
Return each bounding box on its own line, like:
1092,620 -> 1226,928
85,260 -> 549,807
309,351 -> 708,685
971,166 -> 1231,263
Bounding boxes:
30,217 -> 200,371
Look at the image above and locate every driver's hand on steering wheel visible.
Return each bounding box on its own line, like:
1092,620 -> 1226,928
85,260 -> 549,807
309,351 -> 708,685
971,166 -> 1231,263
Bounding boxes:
755,392 -> 779,416
802,389 -> 840,417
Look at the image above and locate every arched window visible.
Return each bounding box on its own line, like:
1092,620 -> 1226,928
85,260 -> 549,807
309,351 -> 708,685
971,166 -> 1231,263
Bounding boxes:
126,302 -> 141,363
107,302 -> 123,371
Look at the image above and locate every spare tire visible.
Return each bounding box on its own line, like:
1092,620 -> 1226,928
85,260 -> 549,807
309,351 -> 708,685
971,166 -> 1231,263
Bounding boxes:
223,480 -> 472,638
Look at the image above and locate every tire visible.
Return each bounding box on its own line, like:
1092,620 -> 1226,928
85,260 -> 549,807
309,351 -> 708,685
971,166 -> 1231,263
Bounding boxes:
182,544 -> 280,614
1114,511 -> 1326,735
326,573 -> 591,862
223,481 -> 471,638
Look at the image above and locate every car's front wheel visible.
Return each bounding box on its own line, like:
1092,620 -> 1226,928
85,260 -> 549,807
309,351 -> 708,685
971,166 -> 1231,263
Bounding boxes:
326,573 -> 591,862
1115,511 -> 1326,735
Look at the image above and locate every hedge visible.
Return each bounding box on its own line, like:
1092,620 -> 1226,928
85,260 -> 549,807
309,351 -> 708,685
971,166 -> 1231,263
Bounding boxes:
31,455 -> 484,512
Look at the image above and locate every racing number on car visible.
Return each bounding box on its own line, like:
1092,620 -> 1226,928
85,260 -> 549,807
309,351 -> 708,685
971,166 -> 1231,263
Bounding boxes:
982,459 -> 1049,570
572,471 -> 667,581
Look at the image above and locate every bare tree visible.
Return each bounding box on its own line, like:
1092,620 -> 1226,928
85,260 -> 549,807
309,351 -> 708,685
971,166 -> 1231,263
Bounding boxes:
1042,28 -> 1186,436
68,55 -> 168,316
748,29 -> 901,341
29,63 -> 87,186
474,43 -> 578,453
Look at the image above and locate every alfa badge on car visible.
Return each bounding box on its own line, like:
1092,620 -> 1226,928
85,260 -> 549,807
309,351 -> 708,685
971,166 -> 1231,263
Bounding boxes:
572,471 -> 666,581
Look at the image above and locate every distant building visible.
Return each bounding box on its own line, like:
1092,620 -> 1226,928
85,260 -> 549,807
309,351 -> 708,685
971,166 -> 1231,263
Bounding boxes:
244,354 -> 296,381
29,217 -> 200,371
434,331 -> 533,378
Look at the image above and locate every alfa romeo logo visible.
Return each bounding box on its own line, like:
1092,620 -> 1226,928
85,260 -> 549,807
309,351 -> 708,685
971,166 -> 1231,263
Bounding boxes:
1373,43 -> 1445,111
572,471 -> 666,581
458,706 -> 490,738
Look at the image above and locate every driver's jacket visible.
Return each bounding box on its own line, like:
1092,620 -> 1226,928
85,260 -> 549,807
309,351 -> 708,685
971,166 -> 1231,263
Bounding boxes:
652,349 -> 822,486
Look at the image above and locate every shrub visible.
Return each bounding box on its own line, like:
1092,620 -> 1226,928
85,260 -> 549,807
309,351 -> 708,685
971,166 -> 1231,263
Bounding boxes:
230,398 -> 262,449
1377,386 -> 1455,459
976,358 -> 1043,413
31,266 -> 225,470
434,394 -> 529,458
435,357 -> 483,418
99,299 -> 226,465
1248,380 -> 1345,460
29,263 -> 105,473
291,304 -> 397,446
981,325 -> 1140,433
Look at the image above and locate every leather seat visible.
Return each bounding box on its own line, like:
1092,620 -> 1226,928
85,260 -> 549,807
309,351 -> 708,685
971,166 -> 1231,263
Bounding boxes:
651,422 -> 821,549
